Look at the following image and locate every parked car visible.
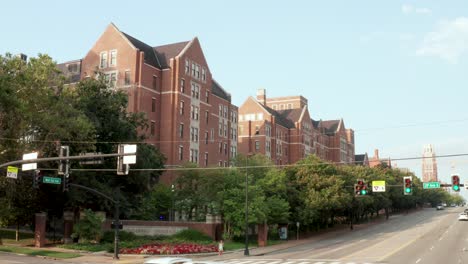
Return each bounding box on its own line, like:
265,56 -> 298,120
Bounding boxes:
436,205 -> 444,210
459,213 -> 468,221
144,257 -> 192,264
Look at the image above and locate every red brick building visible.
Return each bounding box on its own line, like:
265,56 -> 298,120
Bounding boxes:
58,24 -> 237,183
238,89 -> 355,165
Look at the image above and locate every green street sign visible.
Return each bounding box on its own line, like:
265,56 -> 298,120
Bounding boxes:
423,182 -> 440,189
43,176 -> 61,185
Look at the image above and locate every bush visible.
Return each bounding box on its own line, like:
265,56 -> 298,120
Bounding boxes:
170,229 -> 213,242
71,209 -> 104,243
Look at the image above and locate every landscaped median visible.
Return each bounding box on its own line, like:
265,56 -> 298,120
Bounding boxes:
0,245 -> 81,259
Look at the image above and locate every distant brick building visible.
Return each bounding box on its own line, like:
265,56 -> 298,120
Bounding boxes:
422,144 -> 438,182
58,23 -> 238,183
368,149 -> 392,168
238,89 -> 355,165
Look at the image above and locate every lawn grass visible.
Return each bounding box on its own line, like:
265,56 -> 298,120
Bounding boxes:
0,245 -> 81,259
0,229 -> 35,246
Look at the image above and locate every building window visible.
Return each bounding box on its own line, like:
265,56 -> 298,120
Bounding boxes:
219,142 -> 222,153
205,91 -> 210,103
190,127 -> 199,142
255,126 -> 260,135
152,98 -> 156,112
110,72 -> 117,88
205,132 -> 209,144
224,143 -> 227,155
124,71 -> 131,85
179,123 -> 184,138
180,79 -> 185,93
195,65 -> 200,79
190,149 -> 199,163
180,101 -> 184,115
202,68 -> 206,81
150,121 -> 155,136
223,122 -> 227,137
204,153 -> 208,166
152,75 -> 157,90
191,83 -> 200,99
210,129 -> 214,142
179,146 -> 183,160
185,60 -> 190,74
223,106 -> 228,118
100,51 -> 108,68
287,103 -> 292,109
191,63 -> 196,76
272,105 -> 277,110
255,141 -> 260,150
110,50 -> 117,67
205,111 -> 209,124
219,122 -> 223,136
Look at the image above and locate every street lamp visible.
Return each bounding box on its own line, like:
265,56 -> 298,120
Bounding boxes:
244,155 -> 250,256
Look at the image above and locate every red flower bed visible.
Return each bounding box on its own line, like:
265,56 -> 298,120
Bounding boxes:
120,243 -> 218,255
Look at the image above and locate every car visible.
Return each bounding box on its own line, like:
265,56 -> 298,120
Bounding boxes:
436,205 -> 444,210
144,257 -> 192,264
459,213 -> 468,221
464,208 -> 468,214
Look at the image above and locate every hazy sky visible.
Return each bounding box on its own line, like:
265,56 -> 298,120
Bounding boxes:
2,0 -> 468,189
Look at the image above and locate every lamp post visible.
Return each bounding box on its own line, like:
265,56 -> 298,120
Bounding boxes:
244,155 -> 250,256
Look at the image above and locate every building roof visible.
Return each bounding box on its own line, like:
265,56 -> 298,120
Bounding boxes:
263,106 -> 295,129
277,108 -> 303,124
355,154 -> 367,165
154,41 -> 190,68
211,80 -> 231,102
122,32 -> 161,68
311,119 -> 321,129
321,120 -> 341,135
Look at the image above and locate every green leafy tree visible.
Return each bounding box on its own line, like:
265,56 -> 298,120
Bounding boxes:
72,209 -> 105,243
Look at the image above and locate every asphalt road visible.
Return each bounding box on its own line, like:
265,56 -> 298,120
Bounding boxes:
205,207 -> 466,264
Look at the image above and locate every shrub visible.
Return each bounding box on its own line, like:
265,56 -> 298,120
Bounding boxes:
71,209 -> 104,243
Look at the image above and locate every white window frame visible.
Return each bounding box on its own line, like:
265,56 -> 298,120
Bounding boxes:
109,49 -> 117,67
100,51 -> 108,68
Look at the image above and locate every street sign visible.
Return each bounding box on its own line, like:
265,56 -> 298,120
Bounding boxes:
22,152 -> 38,171
6,166 -> 18,179
123,144 -> 137,164
423,182 -> 440,189
43,176 -> 62,185
372,180 -> 386,192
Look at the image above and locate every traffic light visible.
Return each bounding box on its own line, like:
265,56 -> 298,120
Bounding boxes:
58,146 -> 70,175
33,170 -> 42,189
452,175 -> 460,192
63,175 -> 70,192
403,176 -> 412,195
355,179 -> 368,196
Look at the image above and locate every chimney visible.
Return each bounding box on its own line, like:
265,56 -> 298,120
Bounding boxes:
374,149 -> 379,159
256,88 -> 266,105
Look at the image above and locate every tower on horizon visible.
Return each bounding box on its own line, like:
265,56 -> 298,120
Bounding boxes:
422,144 -> 438,182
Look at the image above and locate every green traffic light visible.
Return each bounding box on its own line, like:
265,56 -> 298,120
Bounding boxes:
453,185 -> 460,191
361,190 -> 367,195
405,187 -> 411,193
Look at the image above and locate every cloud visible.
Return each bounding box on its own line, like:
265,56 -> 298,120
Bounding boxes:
416,17 -> 468,63
402,4 -> 432,15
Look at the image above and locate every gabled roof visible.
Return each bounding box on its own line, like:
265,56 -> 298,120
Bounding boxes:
311,118 -> 321,129
277,108 -> 303,124
122,32 -> 161,68
321,120 -> 341,134
355,154 -> 368,165
211,80 -> 231,102
154,41 -> 190,69
263,106 -> 295,129
57,60 -> 82,84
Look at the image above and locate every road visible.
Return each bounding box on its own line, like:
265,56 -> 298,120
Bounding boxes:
203,207 -> 466,264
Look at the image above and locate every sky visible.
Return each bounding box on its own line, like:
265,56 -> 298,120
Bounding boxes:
2,0 -> 468,191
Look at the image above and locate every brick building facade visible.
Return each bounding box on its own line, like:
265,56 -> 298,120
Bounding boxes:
58,24 -> 237,183
238,89 -> 355,165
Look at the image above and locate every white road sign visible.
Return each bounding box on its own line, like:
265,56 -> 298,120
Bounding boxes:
22,152 -> 38,171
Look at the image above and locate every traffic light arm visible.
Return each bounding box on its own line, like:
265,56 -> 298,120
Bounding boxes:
0,152 -> 136,169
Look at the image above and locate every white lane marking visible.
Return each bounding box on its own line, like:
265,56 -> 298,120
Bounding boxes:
416,258 -> 422,263
430,246 -> 434,251
313,262 -> 326,264
296,262 -> 311,264
439,237 -> 444,241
